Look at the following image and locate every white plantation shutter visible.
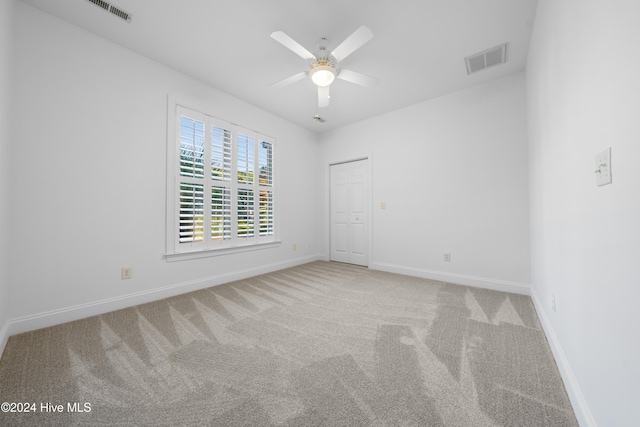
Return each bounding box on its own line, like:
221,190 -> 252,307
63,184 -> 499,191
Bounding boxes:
258,140 -> 273,186
258,139 -> 274,236
259,190 -> 274,236
179,182 -> 204,243
210,120 -> 232,243
178,111 -> 206,246
236,129 -> 255,238
179,116 -> 205,178
210,124 -> 232,182
211,186 -> 231,240
237,188 -> 255,237
172,105 -> 276,254
237,133 -> 254,185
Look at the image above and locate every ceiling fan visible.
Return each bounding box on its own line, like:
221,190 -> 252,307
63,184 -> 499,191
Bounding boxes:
270,25 -> 378,108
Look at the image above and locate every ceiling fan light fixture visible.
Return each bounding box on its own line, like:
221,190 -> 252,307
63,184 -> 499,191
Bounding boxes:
310,66 -> 336,87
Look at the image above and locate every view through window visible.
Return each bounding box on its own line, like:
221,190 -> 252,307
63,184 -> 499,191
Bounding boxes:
170,105 -> 275,255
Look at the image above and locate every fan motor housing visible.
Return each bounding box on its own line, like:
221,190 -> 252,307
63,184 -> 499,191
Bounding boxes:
310,56 -> 336,69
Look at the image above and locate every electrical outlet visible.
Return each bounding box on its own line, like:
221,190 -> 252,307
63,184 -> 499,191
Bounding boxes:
443,253 -> 451,262
293,243 -> 297,251
121,267 -> 132,280
551,294 -> 557,312
381,201 -> 386,210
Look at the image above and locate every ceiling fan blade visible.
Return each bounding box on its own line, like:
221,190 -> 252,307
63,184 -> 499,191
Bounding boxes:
270,31 -> 315,60
269,71 -> 307,88
318,86 -> 330,108
337,69 -> 379,88
330,25 -> 374,62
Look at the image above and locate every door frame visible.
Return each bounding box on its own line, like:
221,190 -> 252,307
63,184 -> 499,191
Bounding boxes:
327,153 -> 373,267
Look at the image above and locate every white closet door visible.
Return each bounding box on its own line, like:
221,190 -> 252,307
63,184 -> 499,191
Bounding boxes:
330,159 -> 368,266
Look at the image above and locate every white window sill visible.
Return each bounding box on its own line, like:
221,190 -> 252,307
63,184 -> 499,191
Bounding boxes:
165,240 -> 281,262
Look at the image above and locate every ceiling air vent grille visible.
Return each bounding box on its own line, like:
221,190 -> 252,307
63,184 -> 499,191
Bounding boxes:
88,0 -> 109,10
86,0 -> 132,22
465,43 -> 507,75
109,5 -> 131,22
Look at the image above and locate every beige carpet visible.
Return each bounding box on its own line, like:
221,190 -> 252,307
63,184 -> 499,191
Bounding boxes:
0,261 -> 577,426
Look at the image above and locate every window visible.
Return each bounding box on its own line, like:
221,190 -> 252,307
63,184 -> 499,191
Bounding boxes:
167,104 -> 276,257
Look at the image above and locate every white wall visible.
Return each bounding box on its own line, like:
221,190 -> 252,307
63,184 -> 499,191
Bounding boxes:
527,1 -> 640,426
7,3 -> 322,332
320,73 -> 530,293
0,0 -> 15,353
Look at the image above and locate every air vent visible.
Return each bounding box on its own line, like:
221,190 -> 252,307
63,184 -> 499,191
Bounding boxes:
86,0 -> 132,22
88,0 -> 109,10
465,43 -> 507,75
108,5 -> 131,21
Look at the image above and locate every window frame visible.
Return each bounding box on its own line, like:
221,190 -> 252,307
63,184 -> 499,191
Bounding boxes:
166,98 -> 279,261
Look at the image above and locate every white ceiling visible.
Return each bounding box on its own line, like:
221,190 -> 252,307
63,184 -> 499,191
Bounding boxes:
19,0 -> 539,134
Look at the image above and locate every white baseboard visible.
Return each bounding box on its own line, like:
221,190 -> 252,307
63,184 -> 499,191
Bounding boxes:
530,289 -> 597,427
6,254 -> 324,338
369,262 -> 530,295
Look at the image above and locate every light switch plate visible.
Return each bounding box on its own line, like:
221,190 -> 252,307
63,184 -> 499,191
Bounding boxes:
595,147 -> 612,186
